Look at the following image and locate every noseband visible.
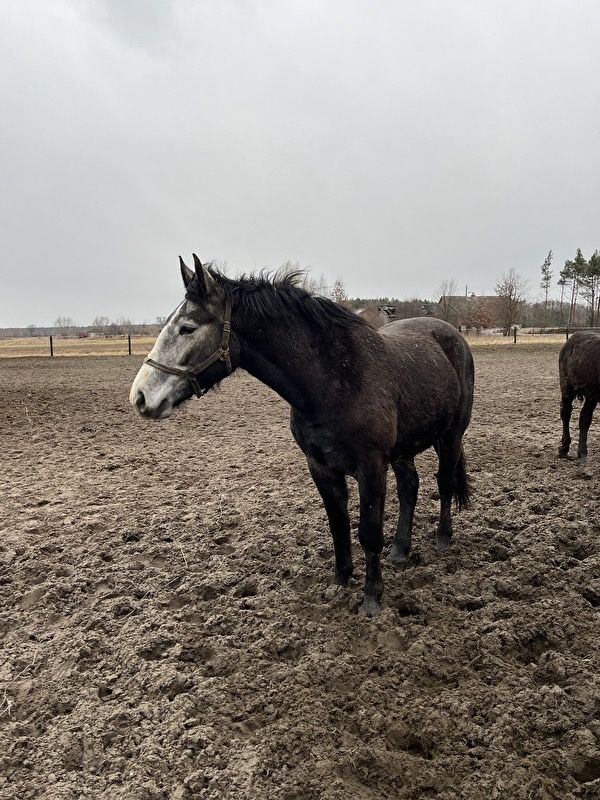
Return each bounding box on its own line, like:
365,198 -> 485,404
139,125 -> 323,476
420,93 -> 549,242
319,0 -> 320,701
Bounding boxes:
144,296 -> 233,398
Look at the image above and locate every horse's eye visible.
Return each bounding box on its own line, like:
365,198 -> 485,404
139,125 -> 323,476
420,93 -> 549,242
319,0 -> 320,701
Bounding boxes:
179,324 -> 197,335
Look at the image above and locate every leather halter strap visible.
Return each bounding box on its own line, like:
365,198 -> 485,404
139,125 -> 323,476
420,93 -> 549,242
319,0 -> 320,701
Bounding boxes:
144,296 -> 233,398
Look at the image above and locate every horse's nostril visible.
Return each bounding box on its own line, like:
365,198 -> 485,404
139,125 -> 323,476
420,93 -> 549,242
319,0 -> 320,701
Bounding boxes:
136,390 -> 146,410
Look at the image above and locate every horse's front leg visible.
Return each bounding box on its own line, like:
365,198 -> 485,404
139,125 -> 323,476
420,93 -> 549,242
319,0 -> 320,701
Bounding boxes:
307,461 -> 353,585
357,464 -> 387,615
577,396 -> 597,463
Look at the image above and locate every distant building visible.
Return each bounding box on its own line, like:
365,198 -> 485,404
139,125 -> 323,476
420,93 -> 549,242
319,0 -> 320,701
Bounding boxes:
378,305 -> 399,321
357,301 -> 437,329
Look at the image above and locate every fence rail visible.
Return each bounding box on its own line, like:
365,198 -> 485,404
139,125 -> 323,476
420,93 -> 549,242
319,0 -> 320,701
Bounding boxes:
518,326 -> 600,341
460,326 -> 600,344
564,326 -> 600,340
4,326 -> 600,360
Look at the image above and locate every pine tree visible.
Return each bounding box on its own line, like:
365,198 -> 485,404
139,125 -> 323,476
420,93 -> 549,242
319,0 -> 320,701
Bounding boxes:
583,250 -> 600,326
540,250 -> 553,315
560,258 -> 578,326
332,278 -> 349,306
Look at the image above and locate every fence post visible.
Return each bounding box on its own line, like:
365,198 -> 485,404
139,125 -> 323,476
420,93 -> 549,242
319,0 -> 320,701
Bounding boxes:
513,326 -> 517,344
49,335 -> 54,357
128,334 -> 132,355
566,328 -> 569,341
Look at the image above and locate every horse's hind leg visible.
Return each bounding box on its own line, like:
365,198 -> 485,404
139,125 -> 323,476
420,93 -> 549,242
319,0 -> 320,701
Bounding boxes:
357,464 -> 387,615
577,396 -> 597,464
435,437 -> 462,552
390,458 -> 419,563
559,387 -> 575,457
307,460 -> 353,585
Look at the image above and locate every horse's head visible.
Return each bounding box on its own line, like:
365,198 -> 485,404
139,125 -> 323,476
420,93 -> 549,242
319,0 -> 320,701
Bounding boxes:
130,255 -> 233,419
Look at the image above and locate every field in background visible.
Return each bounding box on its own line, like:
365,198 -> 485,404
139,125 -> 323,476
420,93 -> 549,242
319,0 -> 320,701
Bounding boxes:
0,332 -> 569,358
0,335 -> 156,358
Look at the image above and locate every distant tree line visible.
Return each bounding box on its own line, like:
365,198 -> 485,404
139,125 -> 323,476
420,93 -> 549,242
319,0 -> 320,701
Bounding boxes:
90,315 -> 134,336
336,248 -> 600,332
8,251 -> 600,339
1,317 -> 162,340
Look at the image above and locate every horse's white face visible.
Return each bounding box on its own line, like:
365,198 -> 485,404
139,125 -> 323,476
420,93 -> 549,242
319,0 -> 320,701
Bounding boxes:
129,257 -> 223,420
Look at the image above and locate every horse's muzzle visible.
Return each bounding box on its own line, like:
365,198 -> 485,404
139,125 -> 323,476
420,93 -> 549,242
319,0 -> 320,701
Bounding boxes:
131,389 -> 172,420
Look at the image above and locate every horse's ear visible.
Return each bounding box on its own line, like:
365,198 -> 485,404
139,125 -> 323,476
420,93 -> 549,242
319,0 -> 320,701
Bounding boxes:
192,253 -> 215,295
180,256 -> 194,289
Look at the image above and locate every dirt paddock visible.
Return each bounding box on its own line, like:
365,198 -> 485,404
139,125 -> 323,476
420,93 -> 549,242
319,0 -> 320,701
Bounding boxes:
1,344 -> 599,799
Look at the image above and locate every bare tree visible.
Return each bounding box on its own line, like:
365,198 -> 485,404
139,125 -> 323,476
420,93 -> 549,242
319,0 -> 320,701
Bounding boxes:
109,316 -> 132,335
437,279 -> 457,322
279,260 -> 303,279
276,261 -> 330,298
311,273 -> 329,296
495,269 -> 527,332
464,297 -> 498,330
54,316 -> 74,330
92,315 -> 110,330
301,271 -> 329,296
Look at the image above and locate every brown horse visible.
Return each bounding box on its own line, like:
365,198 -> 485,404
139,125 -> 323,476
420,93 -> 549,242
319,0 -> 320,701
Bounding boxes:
130,256 -> 474,613
559,331 -> 600,463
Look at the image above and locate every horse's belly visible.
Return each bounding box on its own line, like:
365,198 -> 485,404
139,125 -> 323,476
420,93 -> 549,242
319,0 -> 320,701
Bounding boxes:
290,415 -> 359,474
394,394 -> 459,456
394,428 -> 442,458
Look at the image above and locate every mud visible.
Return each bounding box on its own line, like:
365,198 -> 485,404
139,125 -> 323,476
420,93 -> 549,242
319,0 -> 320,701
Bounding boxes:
1,344 -> 599,799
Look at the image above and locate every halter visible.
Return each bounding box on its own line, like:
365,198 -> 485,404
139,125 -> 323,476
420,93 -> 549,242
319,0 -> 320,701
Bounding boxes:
144,296 -> 233,398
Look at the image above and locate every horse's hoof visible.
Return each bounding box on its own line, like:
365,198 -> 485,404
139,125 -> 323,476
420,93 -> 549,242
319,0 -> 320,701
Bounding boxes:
358,596 -> 382,616
389,543 -> 409,564
334,570 -> 352,587
558,449 -> 570,459
436,535 -> 451,553
578,455 -> 588,465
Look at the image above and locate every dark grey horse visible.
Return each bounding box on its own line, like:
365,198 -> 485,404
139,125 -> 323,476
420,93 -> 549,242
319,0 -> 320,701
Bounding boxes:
559,331 -> 600,463
130,256 -> 474,613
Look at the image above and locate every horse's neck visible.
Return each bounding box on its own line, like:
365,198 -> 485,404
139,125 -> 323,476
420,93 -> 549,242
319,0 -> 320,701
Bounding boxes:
235,312 -> 350,415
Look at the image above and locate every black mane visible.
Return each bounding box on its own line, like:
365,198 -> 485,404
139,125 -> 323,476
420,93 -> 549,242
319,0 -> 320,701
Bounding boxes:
186,266 -> 368,332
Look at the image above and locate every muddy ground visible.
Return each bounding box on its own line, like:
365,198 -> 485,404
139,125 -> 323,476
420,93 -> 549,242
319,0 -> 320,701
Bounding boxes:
1,344 -> 599,799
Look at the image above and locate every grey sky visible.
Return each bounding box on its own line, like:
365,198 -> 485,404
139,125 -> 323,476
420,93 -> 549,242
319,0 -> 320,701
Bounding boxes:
1,0 -> 600,327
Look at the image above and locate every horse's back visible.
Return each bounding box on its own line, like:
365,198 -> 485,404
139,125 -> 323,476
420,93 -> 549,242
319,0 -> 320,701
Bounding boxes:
382,318 -> 474,403
377,318 -> 474,446
560,331 -> 600,396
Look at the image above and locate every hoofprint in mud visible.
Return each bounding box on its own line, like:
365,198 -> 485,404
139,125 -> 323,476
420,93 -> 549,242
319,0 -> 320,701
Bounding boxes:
130,256 -> 474,615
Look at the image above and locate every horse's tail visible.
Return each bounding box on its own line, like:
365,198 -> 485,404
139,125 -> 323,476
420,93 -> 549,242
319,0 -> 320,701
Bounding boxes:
454,447 -> 471,510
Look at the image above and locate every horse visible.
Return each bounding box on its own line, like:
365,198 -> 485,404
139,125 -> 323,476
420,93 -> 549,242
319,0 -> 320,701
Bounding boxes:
130,255 -> 474,614
559,331 -> 600,463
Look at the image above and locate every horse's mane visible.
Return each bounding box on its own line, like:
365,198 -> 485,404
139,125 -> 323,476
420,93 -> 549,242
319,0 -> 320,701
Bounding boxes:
186,265 -> 369,332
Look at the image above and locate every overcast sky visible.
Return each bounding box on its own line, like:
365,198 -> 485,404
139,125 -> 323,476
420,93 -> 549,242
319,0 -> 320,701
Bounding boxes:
1,0 -> 600,326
